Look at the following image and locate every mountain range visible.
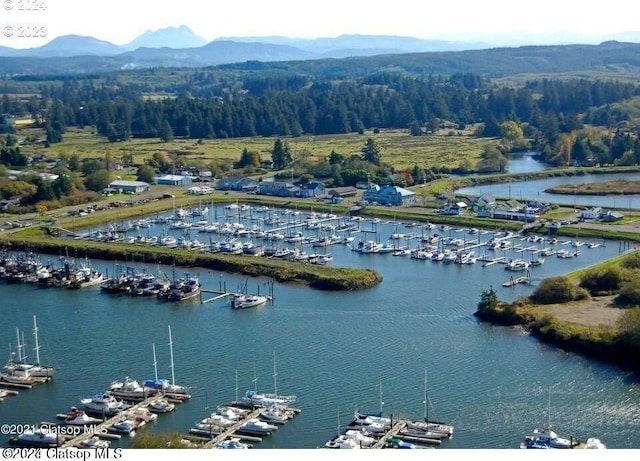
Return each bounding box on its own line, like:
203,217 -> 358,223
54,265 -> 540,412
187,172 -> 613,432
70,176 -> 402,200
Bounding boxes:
1,26 -> 639,77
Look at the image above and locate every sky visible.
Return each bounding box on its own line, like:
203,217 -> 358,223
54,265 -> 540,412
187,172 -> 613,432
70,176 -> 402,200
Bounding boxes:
1,0 -> 639,49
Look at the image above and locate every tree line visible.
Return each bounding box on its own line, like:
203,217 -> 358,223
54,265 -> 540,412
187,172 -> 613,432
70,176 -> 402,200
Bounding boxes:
3,73 -> 638,167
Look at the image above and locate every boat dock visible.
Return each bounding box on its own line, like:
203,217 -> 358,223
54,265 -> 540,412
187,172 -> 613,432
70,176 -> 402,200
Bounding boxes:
503,274 -> 531,287
58,393 -> 180,448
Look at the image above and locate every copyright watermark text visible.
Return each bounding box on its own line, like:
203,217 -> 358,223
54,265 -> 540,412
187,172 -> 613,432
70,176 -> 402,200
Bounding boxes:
2,23 -> 47,38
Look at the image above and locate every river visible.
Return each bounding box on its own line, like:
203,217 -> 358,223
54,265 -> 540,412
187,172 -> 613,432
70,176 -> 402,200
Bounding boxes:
1,205 -> 639,450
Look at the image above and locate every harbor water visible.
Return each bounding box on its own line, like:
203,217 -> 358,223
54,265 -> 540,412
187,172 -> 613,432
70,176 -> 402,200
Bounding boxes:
1,204 -> 639,450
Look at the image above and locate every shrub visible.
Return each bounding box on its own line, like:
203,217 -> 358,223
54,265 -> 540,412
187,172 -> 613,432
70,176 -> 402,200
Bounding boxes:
621,251 -> 640,270
579,267 -> 625,295
529,276 -> 590,304
616,279 -> 640,307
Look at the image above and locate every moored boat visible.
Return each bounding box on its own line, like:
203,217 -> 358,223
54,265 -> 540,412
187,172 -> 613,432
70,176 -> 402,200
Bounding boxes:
231,293 -> 268,309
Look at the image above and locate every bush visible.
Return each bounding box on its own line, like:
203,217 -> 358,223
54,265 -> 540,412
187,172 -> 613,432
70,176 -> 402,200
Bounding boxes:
616,279 -> 640,307
529,276 -> 590,304
621,251 -> 640,270
579,267 -> 625,295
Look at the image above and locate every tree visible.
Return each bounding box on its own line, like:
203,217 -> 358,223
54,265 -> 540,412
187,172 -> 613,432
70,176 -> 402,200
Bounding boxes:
159,120 -> 174,142
477,286 -> 498,313
271,138 -> 292,170
500,121 -> 523,142
236,147 -> 261,168
361,138 -> 381,166
136,164 -> 156,184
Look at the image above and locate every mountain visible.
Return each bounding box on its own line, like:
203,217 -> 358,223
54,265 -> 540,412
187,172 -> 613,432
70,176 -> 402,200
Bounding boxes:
217,34 -> 491,54
11,35 -> 124,57
120,40 -> 313,68
122,26 -> 208,51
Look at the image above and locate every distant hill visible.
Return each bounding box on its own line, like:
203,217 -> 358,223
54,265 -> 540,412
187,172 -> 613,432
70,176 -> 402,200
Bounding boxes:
7,35 -> 124,57
122,26 -> 208,51
216,34 -> 491,54
2,38 -> 640,78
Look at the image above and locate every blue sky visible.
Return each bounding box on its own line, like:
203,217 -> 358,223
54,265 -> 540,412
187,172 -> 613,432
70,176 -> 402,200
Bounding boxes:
1,0 -> 638,48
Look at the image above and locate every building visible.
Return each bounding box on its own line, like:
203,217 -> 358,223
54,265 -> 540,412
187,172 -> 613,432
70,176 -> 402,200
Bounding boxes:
442,202 -> 467,216
257,181 -> 299,197
581,207 -> 603,220
298,182 -> 326,198
362,185 -> 416,206
215,176 -> 258,191
155,175 -> 193,186
108,180 -> 150,194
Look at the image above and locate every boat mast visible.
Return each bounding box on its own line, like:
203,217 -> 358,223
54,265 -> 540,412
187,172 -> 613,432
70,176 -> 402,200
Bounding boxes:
423,368 -> 429,424
20,330 -> 27,364
273,350 -> 277,397
15,327 -> 22,363
168,326 -> 176,386
152,343 -> 158,382
33,315 -> 41,366
379,372 -> 384,416
235,369 -> 239,403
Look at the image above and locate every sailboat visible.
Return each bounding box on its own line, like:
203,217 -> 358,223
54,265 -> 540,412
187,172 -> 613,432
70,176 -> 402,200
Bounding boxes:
241,350 -> 296,408
143,326 -> 191,398
3,316 -> 54,380
520,389 -> 576,449
405,369 -> 454,438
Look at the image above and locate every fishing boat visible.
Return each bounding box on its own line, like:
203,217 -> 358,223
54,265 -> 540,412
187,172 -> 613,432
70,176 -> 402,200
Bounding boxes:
166,275 -> 201,302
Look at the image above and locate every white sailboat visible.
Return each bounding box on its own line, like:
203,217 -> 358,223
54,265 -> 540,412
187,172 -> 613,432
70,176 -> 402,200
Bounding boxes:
144,327 -> 191,398
3,316 -> 54,380
242,350 -> 296,407
406,368 -> 454,437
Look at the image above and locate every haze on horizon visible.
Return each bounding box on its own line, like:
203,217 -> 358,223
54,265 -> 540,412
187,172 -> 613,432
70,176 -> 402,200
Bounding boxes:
1,0 -> 639,49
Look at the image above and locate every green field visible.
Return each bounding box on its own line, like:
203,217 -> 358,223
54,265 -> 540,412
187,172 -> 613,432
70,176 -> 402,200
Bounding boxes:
18,125 -> 497,172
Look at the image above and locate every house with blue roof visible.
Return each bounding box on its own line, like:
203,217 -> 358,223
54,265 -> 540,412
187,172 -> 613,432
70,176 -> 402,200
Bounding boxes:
363,184 -> 416,206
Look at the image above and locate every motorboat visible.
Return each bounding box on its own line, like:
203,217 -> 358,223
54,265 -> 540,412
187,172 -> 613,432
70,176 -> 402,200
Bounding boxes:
80,392 -> 130,416
128,407 -> 158,424
259,406 -> 293,424
79,436 -> 110,449
9,429 -> 61,448
505,259 -> 530,271
584,437 -> 607,449
323,435 -> 362,449
108,377 -> 147,401
109,419 -> 137,434
344,430 -> 376,447
216,437 -> 251,449
147,397 -> 175,413
237,418 -> 278,436
58,407 -> 103,425
346,411 -> 390,433
231,293 -> 268,309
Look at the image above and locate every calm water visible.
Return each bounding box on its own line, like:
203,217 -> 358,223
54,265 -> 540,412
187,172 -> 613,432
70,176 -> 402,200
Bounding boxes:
1,207 -> 639,450
457,172 -> 640,210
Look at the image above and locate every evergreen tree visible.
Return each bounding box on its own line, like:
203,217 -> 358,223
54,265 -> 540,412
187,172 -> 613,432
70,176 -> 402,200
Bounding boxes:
361,138 -> 381,166
271,138 -> 292,170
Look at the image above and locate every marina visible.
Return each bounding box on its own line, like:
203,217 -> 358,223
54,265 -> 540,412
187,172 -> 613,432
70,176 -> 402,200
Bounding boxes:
1,201 -> 638,449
